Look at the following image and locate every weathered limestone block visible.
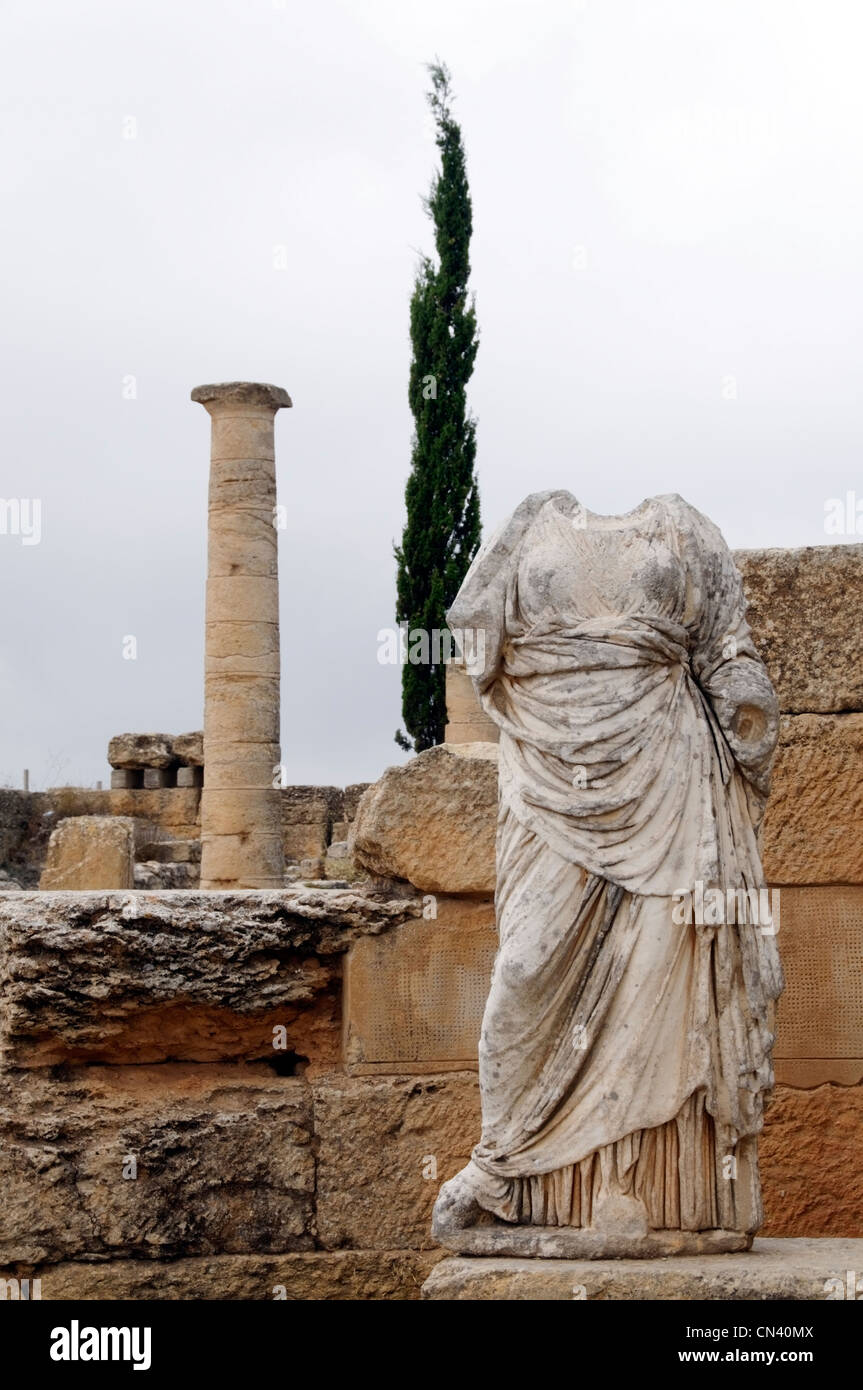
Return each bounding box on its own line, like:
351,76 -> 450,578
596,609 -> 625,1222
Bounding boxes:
0,1065 -> 314,1265
173,731 -> 204,766
134,861 -> 200,890
176,766 -> 204,788
143,769 -> 175,789
351,711 -> 863,897
108,734 -> 176,770
735,543 -> 863,713
422,1239 -> 863,1300
314,1072 -> 480,1251
284,824 -> 328,862
344,896 -> 496,1073
344,784 -> 371,822
444,662 -> 499,745
12,1250 -> 444,1301
761,1083 -> 863,1238
48,788 -> 202,840
39,816 -> 135,890
762,714 -> 863,883
0,889 -> 422,1067
110,769 -> 143,789
351,744 -> 498,894
322,843 -> 362,884
282,786 -> 344,863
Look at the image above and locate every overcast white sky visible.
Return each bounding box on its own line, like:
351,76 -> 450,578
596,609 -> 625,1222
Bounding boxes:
1,0 -> 861,789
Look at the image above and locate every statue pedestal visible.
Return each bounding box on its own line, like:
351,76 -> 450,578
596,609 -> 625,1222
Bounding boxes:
421,1238 -> 863,1300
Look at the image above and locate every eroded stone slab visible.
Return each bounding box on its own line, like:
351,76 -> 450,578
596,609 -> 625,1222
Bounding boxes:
0,888 -> 422,1066
314,1072 -> 480,1251
0,1064 -> 314,1265
431,1224 -> 751,1260
422,1238 -> 863,1299
351,744 -> 498,894
2,1250 -> 443,1301
38,816 -> 135,891
108,734 -> 176,770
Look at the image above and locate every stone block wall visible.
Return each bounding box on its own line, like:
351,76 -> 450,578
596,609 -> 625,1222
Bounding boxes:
0,541 -> 860,1298
0,890 -> 467,1298
0,781 -> 370,890
344,543 -> 863,1247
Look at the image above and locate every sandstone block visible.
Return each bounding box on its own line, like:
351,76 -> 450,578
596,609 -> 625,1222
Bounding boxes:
0,1065 -> 314,1264
143,769 -> 174,789
314,1072 -> 480,1251
771,885 -> 863,1087
281,787 -> 343,863
134,861 -> 200,890
282,786 -> 344,823
284,823 -> 329,862
761,1083 -> 863,1237
17,1250 -> 443,1301
176,766 -> 203,788
173,731 -> 204,766
344,784 -> 371,821
110,769 -> 142,789
735,543 -> 863,713
39,816 -> 135,891
89,788 -> 201,839
351,744 -> 498,894
422,1238 -> 863,1300
108,734 -> 175,771
762,713 -> 863,883
0,888 -> 422,1066
344,896 -> 495,1073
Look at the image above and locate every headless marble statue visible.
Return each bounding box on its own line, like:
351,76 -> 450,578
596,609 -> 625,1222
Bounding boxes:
432,492 -> 782,1258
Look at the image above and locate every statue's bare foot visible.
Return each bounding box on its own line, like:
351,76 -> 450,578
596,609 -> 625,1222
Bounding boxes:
432,1171 -> 485,1239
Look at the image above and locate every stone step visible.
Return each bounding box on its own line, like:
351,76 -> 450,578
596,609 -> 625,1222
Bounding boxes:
421,1238 -> 863,1300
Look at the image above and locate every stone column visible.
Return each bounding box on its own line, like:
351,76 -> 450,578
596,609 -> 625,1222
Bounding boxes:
192,381 -> 291,888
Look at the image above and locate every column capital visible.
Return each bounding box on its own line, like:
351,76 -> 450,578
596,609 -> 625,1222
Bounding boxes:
191,381 -> 292,413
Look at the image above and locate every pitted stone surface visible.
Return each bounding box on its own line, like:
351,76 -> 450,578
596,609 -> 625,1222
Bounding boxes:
0,889 -> 422,1065
422,1239 -> 863,1299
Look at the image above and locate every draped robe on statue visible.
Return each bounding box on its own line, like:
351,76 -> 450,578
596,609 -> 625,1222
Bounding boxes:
443,492 -> 782,1234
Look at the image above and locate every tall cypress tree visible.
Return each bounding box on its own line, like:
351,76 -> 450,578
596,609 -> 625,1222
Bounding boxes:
395,61 -> 480,753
